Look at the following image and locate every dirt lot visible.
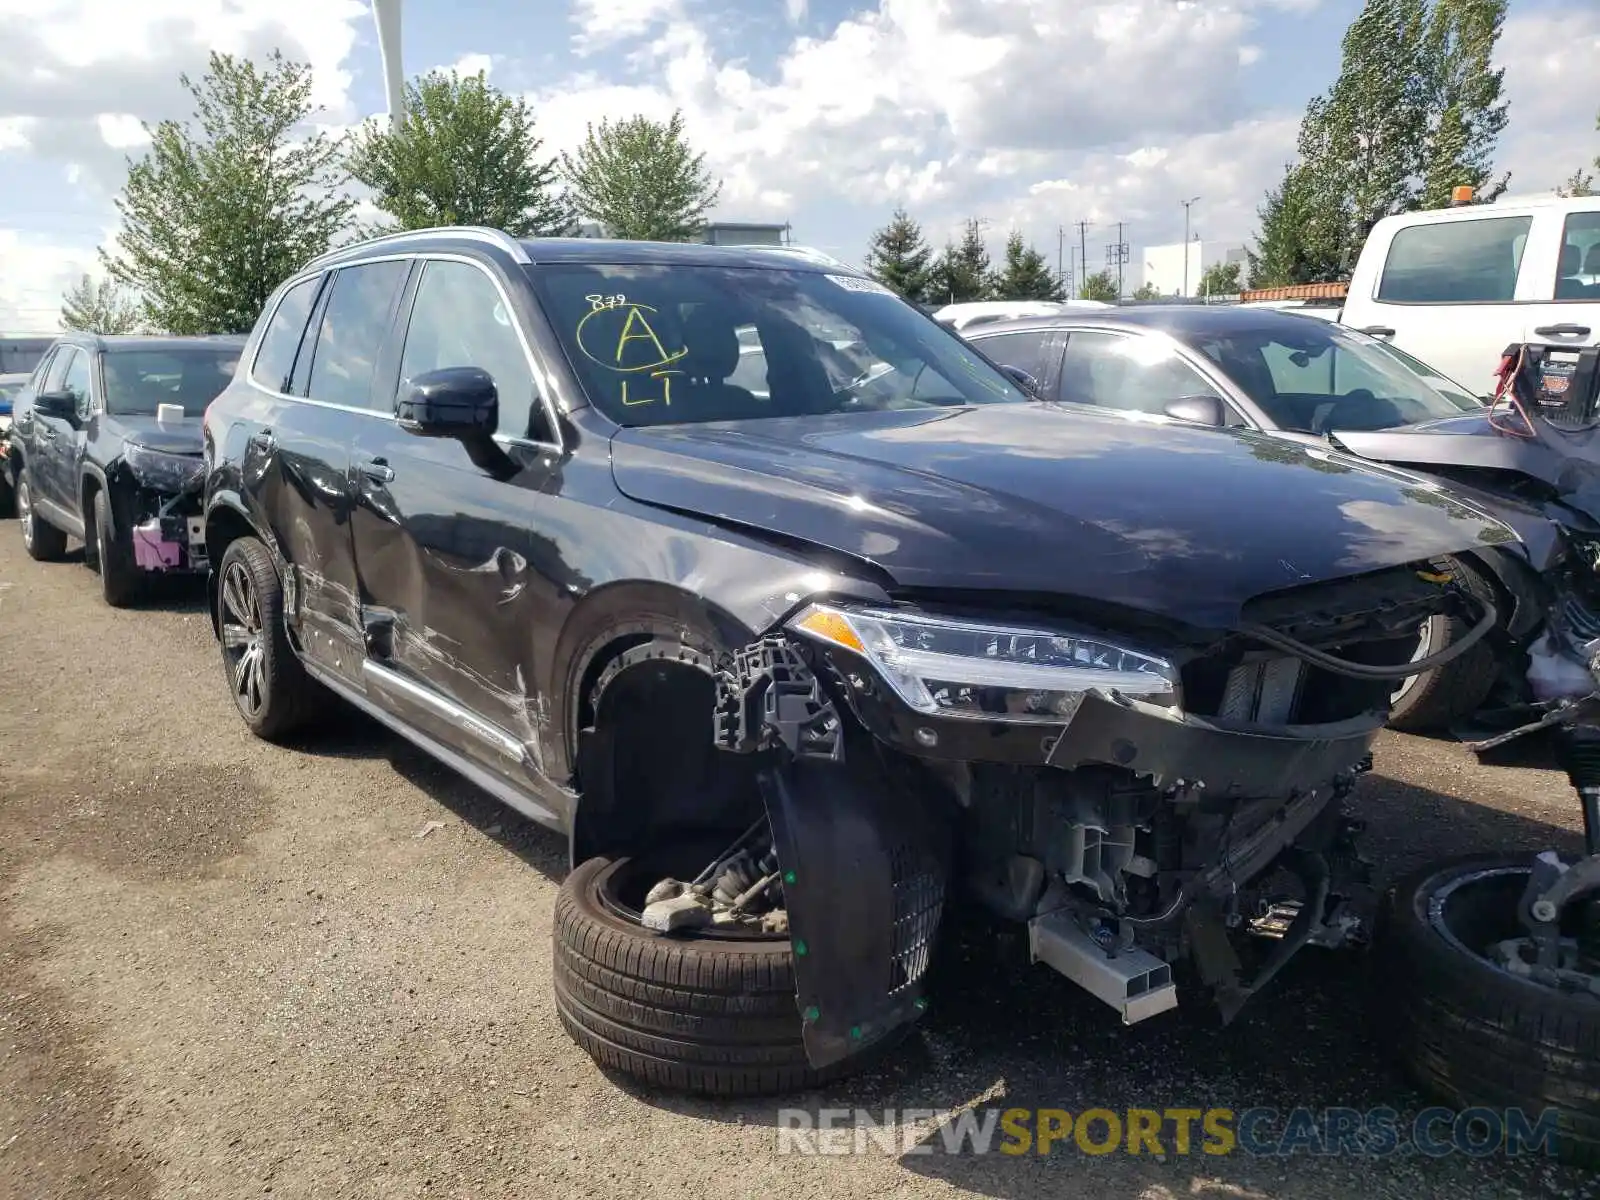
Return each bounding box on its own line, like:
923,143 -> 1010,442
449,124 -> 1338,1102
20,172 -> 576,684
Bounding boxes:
1,528 -> 1597,1200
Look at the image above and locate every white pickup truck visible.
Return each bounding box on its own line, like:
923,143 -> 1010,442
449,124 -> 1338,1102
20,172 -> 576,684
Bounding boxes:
1341,194 -> 1600,396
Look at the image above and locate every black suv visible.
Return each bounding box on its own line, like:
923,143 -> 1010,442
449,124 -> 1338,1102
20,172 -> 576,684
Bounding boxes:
9,334 -> 245,605
202,227 -> 1516,1095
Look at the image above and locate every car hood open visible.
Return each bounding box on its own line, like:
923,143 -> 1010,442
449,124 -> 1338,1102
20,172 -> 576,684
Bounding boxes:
610,404 -> 1516,630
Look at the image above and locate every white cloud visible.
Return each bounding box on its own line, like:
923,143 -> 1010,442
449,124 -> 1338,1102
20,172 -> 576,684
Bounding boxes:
445,53 -> 495,79
0,230 -> 103,332
1495,7 -> 1600,196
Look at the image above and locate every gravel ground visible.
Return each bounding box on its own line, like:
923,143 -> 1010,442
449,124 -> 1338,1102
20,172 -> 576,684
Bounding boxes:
2,529 -> 1598,1200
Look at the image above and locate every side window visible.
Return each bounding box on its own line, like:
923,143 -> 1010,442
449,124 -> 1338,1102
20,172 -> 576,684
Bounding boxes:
1057,332 -> 1220,415
726,325 -> 770,399
251,275 -> 322,393
41,348 -> 72,395
398,260 -> 547,440
1556,210 -> 1600,301
60,350 -> 93,417
306,261 -> 410,410
971,331 -> 1051,382
29,349 -> 59,395
1376,216 -> 1532,303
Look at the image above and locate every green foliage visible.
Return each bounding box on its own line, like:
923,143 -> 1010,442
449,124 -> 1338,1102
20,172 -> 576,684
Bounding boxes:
1130,281 -> 1162,300
347,70 -> 569,238
1557,167 -> 1595,199
59,274 -> 143,335
560,110 -> 721,241
1198,260 -> 1242,296
101,51 -> 355,335
1418,0 -> 1510,207
990,230 -> 1064,301
1078,270 -> 1119,303
863,208 -> 933,302
927,220 -> 994,304
1249,164 -> 1344,286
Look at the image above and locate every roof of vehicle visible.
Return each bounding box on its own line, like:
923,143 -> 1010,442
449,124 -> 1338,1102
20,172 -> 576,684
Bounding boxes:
50,333 -> 250,354
961,304 -> 1340,339
1368,193 -> 1600,229
305,226 -> 859,274
0,372 -> 29,384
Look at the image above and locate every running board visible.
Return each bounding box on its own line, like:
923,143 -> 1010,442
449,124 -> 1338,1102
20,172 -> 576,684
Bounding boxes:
303,661 -> 562,831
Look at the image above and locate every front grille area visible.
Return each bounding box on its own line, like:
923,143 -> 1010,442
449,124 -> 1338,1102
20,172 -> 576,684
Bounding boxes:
887,843 -> 944,994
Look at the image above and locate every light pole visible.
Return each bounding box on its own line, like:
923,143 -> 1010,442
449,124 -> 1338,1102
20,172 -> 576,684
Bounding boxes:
1180,196 -> 1200,297
373,0 -> 406,126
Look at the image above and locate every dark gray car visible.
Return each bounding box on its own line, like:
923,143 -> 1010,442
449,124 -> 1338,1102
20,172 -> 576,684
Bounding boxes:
961,306 -> 1494,732
962,305 -> 1483,440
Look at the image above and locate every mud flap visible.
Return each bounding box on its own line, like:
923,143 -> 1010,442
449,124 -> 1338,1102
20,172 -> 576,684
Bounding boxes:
716,637 -> 951,1070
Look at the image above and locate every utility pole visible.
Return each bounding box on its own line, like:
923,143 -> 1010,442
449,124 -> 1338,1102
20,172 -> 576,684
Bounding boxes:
1057,225 -> 1066,290
1076,220 -> 1092,293
1180,197 -> 1200,297
1105,221 -> 1130,300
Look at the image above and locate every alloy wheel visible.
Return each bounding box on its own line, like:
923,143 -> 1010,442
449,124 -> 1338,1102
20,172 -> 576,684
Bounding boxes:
1390,617 -> 1434,705
17,477 -> 32,550
220,560 -> 266,719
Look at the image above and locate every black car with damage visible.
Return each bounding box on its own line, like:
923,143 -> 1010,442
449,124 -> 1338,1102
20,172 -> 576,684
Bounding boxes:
199,227 -> 1519,1094
9,334 -> 245,605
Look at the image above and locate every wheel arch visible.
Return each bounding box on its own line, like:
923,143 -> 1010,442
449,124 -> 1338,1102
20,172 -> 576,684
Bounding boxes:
203,499 -> 263,638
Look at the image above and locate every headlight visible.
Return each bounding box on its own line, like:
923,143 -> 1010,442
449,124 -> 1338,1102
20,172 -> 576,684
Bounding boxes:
788,603 -> 1178,723
123,442 -> 205,493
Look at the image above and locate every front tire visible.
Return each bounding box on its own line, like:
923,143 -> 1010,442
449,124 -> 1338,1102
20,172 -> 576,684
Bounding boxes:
92,489 -> 142,608
553,853 -> 870,1096
1387,557 -> 1499,733
216,536 -> 321,741
1377,855 -> 1600,1166
16,472 -> 66,561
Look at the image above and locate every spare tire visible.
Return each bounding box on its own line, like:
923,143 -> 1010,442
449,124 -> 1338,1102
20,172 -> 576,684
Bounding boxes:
553,853 -> 870,1096
1377,854 -> 1600,1167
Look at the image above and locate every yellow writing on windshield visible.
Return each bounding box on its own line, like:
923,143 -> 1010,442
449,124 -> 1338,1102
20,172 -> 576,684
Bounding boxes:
622,370 -> 679,407
576,302 -> 687,374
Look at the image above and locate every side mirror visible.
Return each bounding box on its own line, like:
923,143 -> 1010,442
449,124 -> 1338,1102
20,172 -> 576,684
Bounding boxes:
34,390 -> 76,420
397,367 -> 498,440
1163,394 -> 1226,426
1000,365 -> 1040,394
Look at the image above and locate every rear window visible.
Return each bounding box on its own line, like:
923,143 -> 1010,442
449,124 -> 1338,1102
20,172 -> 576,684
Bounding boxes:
251,275 -> 322,393
102,347 -> 242,416
1376,216 -> 1531,303
1556,210 -> 1600,301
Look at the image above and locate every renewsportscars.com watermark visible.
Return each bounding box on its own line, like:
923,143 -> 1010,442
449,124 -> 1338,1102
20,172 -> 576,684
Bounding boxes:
775,1106 -> 1562,1159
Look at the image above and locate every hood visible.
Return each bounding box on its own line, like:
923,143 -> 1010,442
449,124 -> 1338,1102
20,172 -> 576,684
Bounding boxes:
610,405 -> 1517,630
108,413 -> 204,455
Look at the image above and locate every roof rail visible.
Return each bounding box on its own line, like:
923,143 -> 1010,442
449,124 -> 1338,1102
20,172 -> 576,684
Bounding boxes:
304,226 -> 531,270
733,244 -> 852,270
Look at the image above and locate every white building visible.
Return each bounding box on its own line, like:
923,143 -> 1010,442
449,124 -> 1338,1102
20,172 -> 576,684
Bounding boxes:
1140,241 -> 1250,298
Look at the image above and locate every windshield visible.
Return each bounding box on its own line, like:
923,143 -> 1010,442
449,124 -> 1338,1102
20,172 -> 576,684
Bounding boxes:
102,346 -> 241,416
1182,320 -> 1480,434
526,264 -> 1026,426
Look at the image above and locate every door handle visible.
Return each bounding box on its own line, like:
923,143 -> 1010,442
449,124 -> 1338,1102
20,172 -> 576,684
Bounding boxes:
357,457 -> 395,484
1358,325 -> 1396,338
1534,323 -> 1591,337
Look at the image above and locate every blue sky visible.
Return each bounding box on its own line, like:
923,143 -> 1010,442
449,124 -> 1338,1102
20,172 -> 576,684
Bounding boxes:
1,0 -> 1596,329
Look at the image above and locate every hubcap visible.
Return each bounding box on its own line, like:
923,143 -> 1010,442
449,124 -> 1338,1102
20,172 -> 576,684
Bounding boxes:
1391,617 -> 1435,705
17,478 -> 32,549
220,560 -> 266,718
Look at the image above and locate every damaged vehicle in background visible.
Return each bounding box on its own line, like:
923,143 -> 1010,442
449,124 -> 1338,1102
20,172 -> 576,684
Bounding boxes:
8,334 -> 244,606
0,372 -> 24,516
200,227 -> 1517,1101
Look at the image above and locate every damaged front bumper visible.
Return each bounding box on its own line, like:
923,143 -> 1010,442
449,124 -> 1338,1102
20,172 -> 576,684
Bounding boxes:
713,627 -> 1383,1069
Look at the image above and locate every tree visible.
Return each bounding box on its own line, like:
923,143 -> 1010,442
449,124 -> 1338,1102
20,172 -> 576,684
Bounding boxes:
347,69 -> 569,238
1130,281 -> 1162,300
1417,0 -> 1510,208
1198,261 -> 1242,297
1560,109 -> 1600,197
926,220 -> 993,304
863,208 -> 934,302
560,110 -> 721,241
1079,270 -> 1119,303
1296,0 -> 1432,273
59,274 -> 143,335
990,230 -> 1064,301
101,52 -> 353,336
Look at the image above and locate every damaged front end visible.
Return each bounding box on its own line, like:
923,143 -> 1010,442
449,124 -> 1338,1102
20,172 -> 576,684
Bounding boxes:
707,562 -> 1490,1068
113,443 -> 209,573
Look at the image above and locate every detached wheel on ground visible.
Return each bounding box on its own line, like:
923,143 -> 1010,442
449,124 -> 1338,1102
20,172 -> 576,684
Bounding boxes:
1376,854 -> 1600,1167
216,536 -> 323,741
91,489 -> 142,607
16,472 -> 66,561
554,853 -> 865,1097
1386,556 -> 1500,733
